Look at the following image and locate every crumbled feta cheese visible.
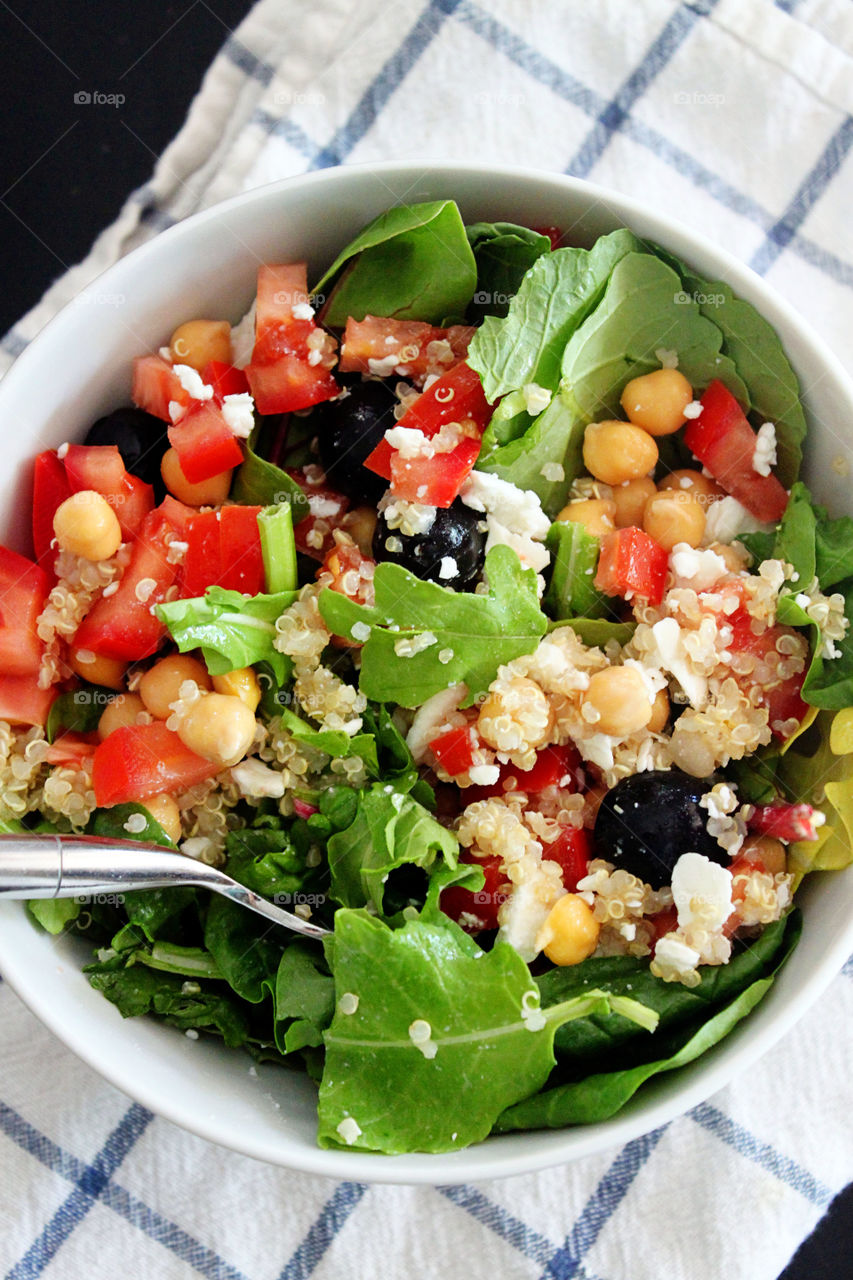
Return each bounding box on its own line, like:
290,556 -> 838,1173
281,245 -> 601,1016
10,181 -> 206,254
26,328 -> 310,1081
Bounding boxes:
669,544 -> 728,591
230,758 -> 285,799
291,301 -> 314,321
649,616 -> 709,708
702,496 -> 774,545
158,346 -> 173,363
469,764 -> 500,786
221,392 -> 255,438
522,382 -> 552,416
683,400 -> 703,419
173,363 -> 214,401
308,493 -> 345,519
653,934 -> 701,974
485,519 -> 551,574
368,354 -> 400,377
752,422 -> 778,477
336,1117 -> 362,1145
439,556 -> 457,579
460,471 -> 551,540
671,852 -> 733,932
168,399 -> 185,424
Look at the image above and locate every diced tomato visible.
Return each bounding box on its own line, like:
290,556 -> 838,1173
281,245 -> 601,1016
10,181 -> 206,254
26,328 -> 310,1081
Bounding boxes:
0,544 -> 50,677
44,733 -> 99,768
0,675 -> 56,727
32,450 -> 72,575
389,436 -> 482,507
465,743 -> 582,804
595,527 -> 669,607
542,825 -> 591,892
63,444 -> 155,540
338,316 -> 475,385
181,505 -> 264,597
245,264 -> 339,414
291,472 -> 350,560
92,721 -> 220,806
132,354 -> 192,422
202,360 -> 250,402
400,362 -> 492,436
73,509 -> 180,660
440,850 -> 509,932
532,225 -> 562,251
158,495 -> 197,535
726,614 -> 808,737
429,724 -> 478,776
684,380 -> 789,523
747,802 -> 822,843
167,400 -> 244,484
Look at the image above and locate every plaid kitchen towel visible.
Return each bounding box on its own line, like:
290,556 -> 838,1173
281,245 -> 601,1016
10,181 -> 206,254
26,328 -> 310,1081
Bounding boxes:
2,1 -> 853,1277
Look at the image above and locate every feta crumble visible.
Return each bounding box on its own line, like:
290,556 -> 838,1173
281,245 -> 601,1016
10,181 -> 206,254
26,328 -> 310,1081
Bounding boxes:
336,1117 -> 363,1145
439,556 -> 457,579
522,382 -> 552,416
683,400 -> 703,419
230,758 -> 286,799
173,363 -> 214,402
752,422 -> 778,477
221,392 -> 255,438
671,852 -> 733,932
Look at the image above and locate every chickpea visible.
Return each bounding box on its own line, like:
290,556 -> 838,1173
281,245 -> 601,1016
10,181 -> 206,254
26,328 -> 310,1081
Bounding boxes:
611,477 -> 657,529
176,692 -> 257,767
142,793 -> 182,845
212,667 -> 261,713
538,894 -> 600,966
582,421 -> 658,486
341,506 -> 378,557
642,489 -> 706,551
169,319 -> 232,372
740,835 -> 787,876
707,540 -> 749,574
53,490 -> 122,562
98,692 -> 147,739
556,498 -> 616,539
139,654 -> 212,720
68,648 -> 127,690
647,687 -> 671,735
581,667 -> 652,737
658,468 -> 724,507
620,368 -> 694,436
161,448 -> 233,507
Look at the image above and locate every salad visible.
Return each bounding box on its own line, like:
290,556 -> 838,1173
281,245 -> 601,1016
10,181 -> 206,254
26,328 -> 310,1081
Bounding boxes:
2,199 -> 853,1155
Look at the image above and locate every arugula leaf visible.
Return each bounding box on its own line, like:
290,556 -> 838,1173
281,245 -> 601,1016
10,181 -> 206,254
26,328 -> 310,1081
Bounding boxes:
277,707 -> 379,777
28,899 -> 81,934
225,818 -> 310,900
318,545 -> 547,708
317,910 -> 656,1153
130,942 -> 223,980
203,895 -> 283,1004
314,200 -> 477,327
554,617 -> 635,647
777,581 -> 853,710
86,962 -> 251,1047
477,391 -> 587,515
258,503 -> 297,594
156,585 -> 296,683
465,221 -> 551,322
274,942 -> 335,1053
544,521 -> 611,620
326,784 -> 458,912
653,245 -> 806,486
46,685 -> 114,743
231,427 -> 309,520
468,229 -> 641,402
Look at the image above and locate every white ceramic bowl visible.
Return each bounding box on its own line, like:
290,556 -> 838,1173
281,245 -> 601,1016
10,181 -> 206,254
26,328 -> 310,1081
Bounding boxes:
1,163 -> 852,1184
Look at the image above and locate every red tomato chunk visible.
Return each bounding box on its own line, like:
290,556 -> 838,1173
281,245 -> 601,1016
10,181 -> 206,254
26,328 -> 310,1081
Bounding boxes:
594,527 -> 669,607
684,380 -> 788,523
92,722 -> 219,806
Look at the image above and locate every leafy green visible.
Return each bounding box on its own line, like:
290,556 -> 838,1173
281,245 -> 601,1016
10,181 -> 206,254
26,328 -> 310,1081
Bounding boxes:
225,817 -> 311,901
258,503 -> 297,594
477,392 -> 588,515
156,585 -> 295,683
318,545 -> 547,708
130,942 -> 223,980
653,245 -> 806,486
274,943 -> 335,1053
544,521 -> 611,620
555,617 -> 635,647
46,685 -> 114,743
777,580 -> 853,710
326,783 -> 458,913
86,962 -> 251,1047
779,712 -> 853,883
468,229 -> 641,402
465,221 -> 551,322
317,910 -> 656,1153
203,895 -> 283,1004
314,200 -> 477,327
28,899 -> 81,934
89,802 -> 176,848
231,427 -> 309,520
277,707 -> 380,777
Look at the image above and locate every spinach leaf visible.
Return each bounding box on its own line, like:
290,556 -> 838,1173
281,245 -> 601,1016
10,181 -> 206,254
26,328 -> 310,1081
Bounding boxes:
274,942 -> 335,1053
203,895 -> 284,1004
777,581 -> 853,710
156,585 -> 296,683
27,899 -> 81,934
814,508 -> 853,590
46,685 -> 114,743
86,962 -> 251,1047
544,521 -> 611,620
231,427 -> 309,520
318,545 -> 547,708
317,909 -> 656,1153
653,246 -> 806,486
468,229 -> 641,402
225,819 -> 310,900
326,784 -> 458,912
477,391 -> 587,515
90,802 -> 176,848
465,222 -> 551,322
738,482 -> 816,585
554,618 -> 635,647
314,200 -> 477,327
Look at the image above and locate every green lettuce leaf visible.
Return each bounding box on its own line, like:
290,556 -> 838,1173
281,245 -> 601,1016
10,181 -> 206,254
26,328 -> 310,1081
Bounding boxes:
156,585 -> 296,683
276,707 -> 380,777
318,545 -> 547,708
274,942 -> 335,1053
465,221 -> 551,322
326,783 -> 458,912
779,711 -> 853,884
468,229 -> 641,402
317,910 -> 656,1153
544,521 -> 611,620
28,899 -> 81,934
314,200 -> 477,326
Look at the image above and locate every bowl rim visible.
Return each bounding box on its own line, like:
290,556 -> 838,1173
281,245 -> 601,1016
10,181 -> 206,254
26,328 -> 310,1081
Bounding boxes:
1,159 -> 853,1183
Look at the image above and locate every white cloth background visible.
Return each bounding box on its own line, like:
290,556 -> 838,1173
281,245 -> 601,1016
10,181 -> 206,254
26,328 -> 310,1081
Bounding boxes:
1,2 -> 852,1277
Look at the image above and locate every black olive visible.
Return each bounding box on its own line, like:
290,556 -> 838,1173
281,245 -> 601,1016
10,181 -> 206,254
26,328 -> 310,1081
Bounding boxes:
84,407 -> 170,498
314,380 -> 399,503
593,769 -> 727,889
373,498 -> 486,591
